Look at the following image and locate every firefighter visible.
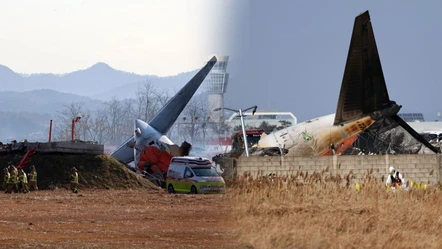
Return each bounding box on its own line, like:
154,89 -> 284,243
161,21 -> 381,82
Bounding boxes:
6,165 -> 18,194
18,168 -> 29,193
28,165 -> 38,191
11,165 -> 18,177
2,168 -> 10,193
70,167 -> 79,193
386,166 -> 406,191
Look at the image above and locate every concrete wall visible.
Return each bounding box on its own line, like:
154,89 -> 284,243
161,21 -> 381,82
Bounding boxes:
33,142 -> 104,155
236,154 -> 441,185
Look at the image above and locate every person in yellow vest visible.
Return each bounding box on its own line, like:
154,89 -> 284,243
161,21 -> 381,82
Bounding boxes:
12,165 -> 18,177
2,167 -> 10,193
28,165 -> 38,191
6,165 -> 18,194
18,168 -> 29,193
70,167 -> 79,193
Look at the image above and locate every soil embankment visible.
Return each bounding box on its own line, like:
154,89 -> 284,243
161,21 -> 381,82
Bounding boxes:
0,153 -> 157,190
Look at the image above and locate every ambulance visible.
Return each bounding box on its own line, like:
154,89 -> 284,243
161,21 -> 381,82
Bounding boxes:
166,156 -> 226,194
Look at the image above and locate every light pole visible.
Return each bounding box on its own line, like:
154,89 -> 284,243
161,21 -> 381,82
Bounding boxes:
213,105 -> 257,157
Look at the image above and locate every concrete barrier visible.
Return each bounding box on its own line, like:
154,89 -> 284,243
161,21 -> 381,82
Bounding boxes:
236,154 -> 440,185
33,141 -> 103,155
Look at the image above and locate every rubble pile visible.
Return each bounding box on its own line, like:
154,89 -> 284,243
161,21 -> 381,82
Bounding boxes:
345,127 -> 430,155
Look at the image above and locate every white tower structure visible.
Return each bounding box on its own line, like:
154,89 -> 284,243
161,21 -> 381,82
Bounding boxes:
203,55 -> 229,122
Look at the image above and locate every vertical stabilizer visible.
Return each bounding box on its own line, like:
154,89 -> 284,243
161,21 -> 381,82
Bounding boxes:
334,11 -> 390,125
110,56 -> 217,164
149,56 -> 217,134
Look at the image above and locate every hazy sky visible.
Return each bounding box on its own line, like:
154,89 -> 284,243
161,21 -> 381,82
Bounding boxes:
224,0 -> 442,122
2,0 -> 442,122
0,0 -> 241,76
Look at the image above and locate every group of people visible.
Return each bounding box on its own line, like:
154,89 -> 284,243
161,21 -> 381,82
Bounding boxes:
2,165 -> 79,194
2,165 -> 37,193
0,163 -> 410,193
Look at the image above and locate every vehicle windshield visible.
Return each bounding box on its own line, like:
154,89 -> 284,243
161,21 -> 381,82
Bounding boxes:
247,135 -> 261,147
192,167 -> 220,177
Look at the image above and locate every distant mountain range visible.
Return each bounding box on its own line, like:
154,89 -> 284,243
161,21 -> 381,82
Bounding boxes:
0,89 -> 104,114
0,63 -> 200,142
0,111 -> 51,142
0,62 -> 197,100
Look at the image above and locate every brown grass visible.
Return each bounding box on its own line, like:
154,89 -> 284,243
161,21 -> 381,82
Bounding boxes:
228,169 -> 442,249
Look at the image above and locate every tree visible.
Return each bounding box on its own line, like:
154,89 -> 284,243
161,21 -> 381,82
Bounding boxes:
77,110 -> 93,141
119,99 -> 137,144
105,97 -> 131,145
82,109 -> 110,144
181,98 -> 203,144
54,102 -> 85,141
212,121 -> 232,142
135,79 -> 160,122
152,88 -> 171,107
275,120 -> 292,131
258,121 -> 277,134
232,125 -> 244,133
177,94 -> 211,145
196,95 -> 212,147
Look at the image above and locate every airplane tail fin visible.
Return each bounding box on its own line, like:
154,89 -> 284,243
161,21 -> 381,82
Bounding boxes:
334,11 -> 440,154
110,56 -> 217,163
149,56 -> 217,134
334,11 -> 390,125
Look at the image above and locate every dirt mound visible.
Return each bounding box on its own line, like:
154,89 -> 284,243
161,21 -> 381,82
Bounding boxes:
0,153 -> 160,191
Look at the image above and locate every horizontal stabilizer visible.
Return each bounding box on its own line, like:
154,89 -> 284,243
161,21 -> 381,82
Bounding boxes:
109,136 -> 136,164
334,10 -> 390,125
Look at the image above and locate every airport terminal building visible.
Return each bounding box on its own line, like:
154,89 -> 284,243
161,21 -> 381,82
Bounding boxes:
226,111 -> 297,129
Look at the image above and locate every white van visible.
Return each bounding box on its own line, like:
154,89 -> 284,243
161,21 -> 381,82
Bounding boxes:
166,156 -> 226,194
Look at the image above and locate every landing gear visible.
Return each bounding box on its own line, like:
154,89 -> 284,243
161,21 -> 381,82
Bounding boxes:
152,171 -> 166,188
143,164 -> 166,188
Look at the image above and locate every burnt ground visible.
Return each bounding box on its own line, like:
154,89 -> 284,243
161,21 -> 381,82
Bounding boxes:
0,153 -> 242,248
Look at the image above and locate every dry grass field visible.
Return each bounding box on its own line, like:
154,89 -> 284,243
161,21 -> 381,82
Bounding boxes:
2,152 -> 442,248
228,170 -> 442,249
1,171 -> 442,249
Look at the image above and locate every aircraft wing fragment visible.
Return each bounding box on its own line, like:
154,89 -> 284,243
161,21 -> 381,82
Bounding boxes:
391,115 -> 441,154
